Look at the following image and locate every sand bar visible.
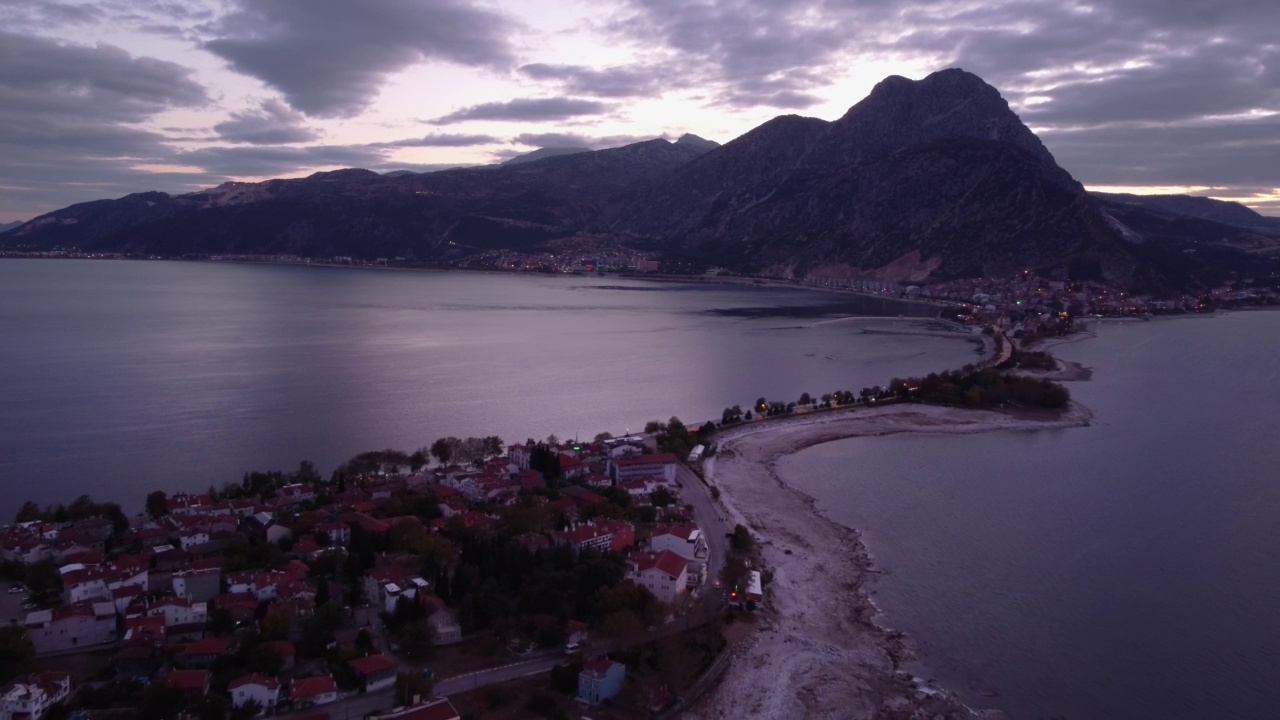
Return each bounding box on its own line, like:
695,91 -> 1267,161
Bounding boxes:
693,401 -> 1092,719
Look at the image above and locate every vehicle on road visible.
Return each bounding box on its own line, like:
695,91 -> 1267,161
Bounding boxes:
563,642 -> 580,655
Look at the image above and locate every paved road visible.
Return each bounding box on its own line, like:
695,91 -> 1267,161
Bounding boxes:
675,463 -> 730,609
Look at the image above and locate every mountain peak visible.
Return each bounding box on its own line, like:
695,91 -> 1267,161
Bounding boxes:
675,133 -> 720,152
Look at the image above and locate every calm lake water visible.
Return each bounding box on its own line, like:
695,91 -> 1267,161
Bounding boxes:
779,312 -> 1280,719
0,259 -> 974,518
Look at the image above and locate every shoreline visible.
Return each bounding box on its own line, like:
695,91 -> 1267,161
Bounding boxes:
695,400 -> 1092,718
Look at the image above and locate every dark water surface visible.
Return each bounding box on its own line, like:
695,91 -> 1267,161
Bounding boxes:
0,259 -> 973,517
779,312 -> 1280,719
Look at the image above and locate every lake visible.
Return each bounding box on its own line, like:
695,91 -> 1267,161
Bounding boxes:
778,312 -> 1280,719
0,259 -> 973,518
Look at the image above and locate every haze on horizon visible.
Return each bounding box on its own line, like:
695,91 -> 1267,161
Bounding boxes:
0,0 -> 1277,224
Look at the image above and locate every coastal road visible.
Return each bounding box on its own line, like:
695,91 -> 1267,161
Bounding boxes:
274,653 -> 566,719
675,463 -> 730,607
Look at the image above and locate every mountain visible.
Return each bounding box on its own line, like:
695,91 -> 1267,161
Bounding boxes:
502,147 -> 592,165
1092,192 -> 1280,235
6,68 -> 1273,291
0,221 -> 22,234
615,69 -> 1137,284
6,139 -> 713,259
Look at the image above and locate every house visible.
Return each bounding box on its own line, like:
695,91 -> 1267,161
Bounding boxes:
165,669 -> 210,701
423,596 -> 462,645
650,523 -> 709,585
566,620 -> 589,646
349,655 -> 398,692
263,640 -> 297,672
608,453 -> 679,485
145,596 -> 208,638
24,602 -> 117,654
229,673 -> 281,712
578,657 -> 625,705
626,550 -> 689,604
1,671 -> 71,720
555,519 -> 634,555
172,567 -> 222,603
177,637 -> 231,669
288,675 -> 338,708
368,697 -> 461,720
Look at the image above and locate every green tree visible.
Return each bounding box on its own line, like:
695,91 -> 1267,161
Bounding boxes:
145,490 -> 168,519
798,392 -> 812,406
0,627 -> 34,684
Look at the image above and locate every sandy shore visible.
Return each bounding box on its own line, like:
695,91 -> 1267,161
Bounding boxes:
691,401 -> 1092,719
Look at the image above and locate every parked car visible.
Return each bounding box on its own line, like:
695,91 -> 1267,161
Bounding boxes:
563,642 -> 580,655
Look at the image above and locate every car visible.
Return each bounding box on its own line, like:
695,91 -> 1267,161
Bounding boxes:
7,587 -> 23,594
21,602 -> 37,610
563,642 -> 580,655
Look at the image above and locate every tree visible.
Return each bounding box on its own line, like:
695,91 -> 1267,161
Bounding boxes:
430,437 -> 459,465
545,433 -> 560,446
394,672 -> 434,706
0,627 -> 33,684
798,392 -> 812,407
145,490 -> 168,519
13,501 -> 41,524
229,698 -> 261,720
409,449 -> 428,472
593,431 -> 613,442
399,620 -> 437,661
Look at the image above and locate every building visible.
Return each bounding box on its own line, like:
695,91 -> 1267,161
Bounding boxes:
145,596 -> 208,638
650,523 -> 709,585
172,567 -> 222,603
626,550 -> 689,604
165,669 -> 209,701
0,672 -> 70,720
578,657 -> 625,705
228,673 -> 281,713
24,602 -> 116,654
289,675 -> 338,708
745,569 -> 763,603
608,453 -> 679,485
349,655 -> 398,692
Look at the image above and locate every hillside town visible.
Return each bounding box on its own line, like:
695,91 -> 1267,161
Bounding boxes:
0,431 -> 751,720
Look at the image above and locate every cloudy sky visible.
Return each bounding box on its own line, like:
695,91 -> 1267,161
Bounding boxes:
1,0 -> 1277,222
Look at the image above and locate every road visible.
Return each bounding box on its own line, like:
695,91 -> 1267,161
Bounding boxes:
674,463 -> 730,610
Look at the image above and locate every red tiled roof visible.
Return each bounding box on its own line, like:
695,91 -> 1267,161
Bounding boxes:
180,637 -> 230,656
632,550 -> 688,579
350,654 -> 398,675
582,657 -> 620,678
290,675 -> 337,699
166,669 -> 208,691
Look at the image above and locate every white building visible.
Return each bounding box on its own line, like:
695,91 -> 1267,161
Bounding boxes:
24,602 -> 117,654
650,523 -> 709,586
608,453 -> 679,485
229,673 -> 280,712
0,671 -> 70,720
626,550 -> 689,604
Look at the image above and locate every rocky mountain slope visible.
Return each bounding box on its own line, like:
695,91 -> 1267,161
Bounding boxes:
615,69 -> 1138,284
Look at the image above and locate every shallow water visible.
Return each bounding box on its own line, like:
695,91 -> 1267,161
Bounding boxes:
778,313 -> 1280,719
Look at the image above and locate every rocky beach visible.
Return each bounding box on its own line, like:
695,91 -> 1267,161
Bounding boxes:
693,401 -> 1092,719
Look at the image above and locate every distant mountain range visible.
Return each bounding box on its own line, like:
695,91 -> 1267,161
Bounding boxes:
0,221 -> 22,234
6,70 -> 1277,293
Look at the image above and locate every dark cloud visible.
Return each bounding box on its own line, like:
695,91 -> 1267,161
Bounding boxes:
428,98 -> 612,125
608,0 -> 871,109
0,30 -> 213,217
203,0 -> 516,117
214,99 -> 319,145
375,133 -> 499,148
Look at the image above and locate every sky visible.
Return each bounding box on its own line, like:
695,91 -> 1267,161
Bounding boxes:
1,0 -> 1278,223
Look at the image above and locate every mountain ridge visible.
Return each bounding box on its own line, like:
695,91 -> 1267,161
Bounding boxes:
6,69 -> 1275,292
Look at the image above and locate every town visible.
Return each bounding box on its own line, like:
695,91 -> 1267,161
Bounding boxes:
0,428 -> 757,720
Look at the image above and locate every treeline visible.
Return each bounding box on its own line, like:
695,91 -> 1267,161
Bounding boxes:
13,494 -> 128,533
888,368 -> 1070,409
